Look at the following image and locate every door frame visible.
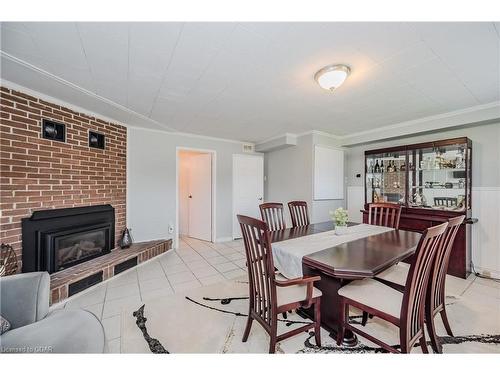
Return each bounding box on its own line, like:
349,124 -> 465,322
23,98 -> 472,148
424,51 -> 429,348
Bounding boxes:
232,153 -> 264,239
175,147 -> 217,247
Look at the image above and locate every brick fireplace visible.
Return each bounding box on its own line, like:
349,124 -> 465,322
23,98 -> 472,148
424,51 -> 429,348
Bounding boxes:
1,86 -> 173,303
0,86 -> 127,271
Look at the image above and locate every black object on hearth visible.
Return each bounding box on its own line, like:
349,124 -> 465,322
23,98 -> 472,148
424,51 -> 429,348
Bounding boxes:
42,119 -> 66,142
88,131 -> 105,149
22,205 -> 115,274
120,227 -> 133,249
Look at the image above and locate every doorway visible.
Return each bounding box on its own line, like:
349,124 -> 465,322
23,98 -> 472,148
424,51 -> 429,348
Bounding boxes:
232,154 -> 264,239
177,148 -> 216,244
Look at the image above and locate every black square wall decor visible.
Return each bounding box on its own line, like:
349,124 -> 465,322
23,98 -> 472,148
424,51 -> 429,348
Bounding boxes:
89,131 -> 105,149
42,119 -> 65,142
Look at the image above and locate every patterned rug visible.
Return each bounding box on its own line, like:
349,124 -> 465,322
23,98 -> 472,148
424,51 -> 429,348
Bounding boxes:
120,277 -> 500,353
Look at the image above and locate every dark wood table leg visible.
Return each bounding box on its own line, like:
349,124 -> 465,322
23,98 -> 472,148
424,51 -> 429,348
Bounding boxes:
302,264 -> 358,347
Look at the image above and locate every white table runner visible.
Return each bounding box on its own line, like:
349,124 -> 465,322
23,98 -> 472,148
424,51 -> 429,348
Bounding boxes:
272,224 -> 394,279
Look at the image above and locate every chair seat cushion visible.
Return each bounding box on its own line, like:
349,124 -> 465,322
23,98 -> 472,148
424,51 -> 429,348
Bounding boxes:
338,278 -> 403,319
276,284 -> 322,307
376,262 -> 410,286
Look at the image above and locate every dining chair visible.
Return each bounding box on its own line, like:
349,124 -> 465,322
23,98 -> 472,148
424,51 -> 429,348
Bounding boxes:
336,222 -> 448,353
259,202 -> 286,231
374,215 -> 465,353
288,201 -> 310,227
237,214 -> 322,353
367,202 -> 402,229
359,202 -> 405,326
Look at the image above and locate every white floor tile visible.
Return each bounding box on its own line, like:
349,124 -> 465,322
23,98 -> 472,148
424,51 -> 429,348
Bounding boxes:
162,263 -> 190,275
106,338 -> 121,353
106,282 -> 140,301
207,242 -> 230,250
179,253 -> 204,262
191,266 -> 219,278
198,274 -> 226,286
473,276 -> 500,290
167,271 -> 197,285
79,303 -> 104,320
216,247 -> 239,256
64,284 -> 107,308
207,256 -> 231,265
186,259 -> 211,270
102,295 -> 141,318
107,270 -> 138,289
159,251 -> 184,263
225,252 -> 246,261
464,282 -> 500,300
223,268 -> 247,280
102,314 -> 121,340
141,287 -> 174,302
139,277 -> 170,292
137,261 -> 166,281
172,280 -> 202,293
233,259 -> 247,268
214,262 -> 240,273
198,250 -> 221,259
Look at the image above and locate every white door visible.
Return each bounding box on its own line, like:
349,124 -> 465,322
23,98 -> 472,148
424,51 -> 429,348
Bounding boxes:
188,153 -> 212,241
233,154 -> 264,238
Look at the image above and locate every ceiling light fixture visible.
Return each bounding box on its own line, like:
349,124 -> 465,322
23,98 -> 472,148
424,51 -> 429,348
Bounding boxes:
314,64 -> 351,92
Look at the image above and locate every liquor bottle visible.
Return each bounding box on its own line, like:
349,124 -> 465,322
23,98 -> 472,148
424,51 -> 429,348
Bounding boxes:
400,162 -> 406,171
380,160 -> 384,173
368,161 -> 374,173
374,160 -> 380,173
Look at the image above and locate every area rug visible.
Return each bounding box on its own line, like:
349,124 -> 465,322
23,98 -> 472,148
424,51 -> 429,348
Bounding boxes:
120,277 -> 500,353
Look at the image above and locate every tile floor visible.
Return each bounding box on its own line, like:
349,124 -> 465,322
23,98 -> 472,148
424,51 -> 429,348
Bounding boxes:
51,236 -> 500,353
52,236 -> 248,352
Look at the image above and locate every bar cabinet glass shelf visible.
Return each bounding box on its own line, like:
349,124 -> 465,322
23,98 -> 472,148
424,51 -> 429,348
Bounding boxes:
364,137 -> 471,212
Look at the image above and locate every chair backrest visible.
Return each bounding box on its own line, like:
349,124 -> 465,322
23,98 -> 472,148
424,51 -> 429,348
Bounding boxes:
367,203 -> 402,229
259,203 -> 286,231
237,215 -> 277,328
428,215 -> 465,312
400,222 -> 448,348
288,201 -> 310,227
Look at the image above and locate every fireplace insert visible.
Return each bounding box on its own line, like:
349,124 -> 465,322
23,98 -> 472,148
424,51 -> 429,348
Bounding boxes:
22,205 -> 115,273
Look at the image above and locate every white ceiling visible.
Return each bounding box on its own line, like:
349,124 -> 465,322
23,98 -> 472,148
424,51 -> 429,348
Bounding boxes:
1,22 -> 499,143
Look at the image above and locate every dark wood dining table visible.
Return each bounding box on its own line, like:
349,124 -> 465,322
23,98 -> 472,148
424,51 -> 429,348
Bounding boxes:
270,221 -> 421,346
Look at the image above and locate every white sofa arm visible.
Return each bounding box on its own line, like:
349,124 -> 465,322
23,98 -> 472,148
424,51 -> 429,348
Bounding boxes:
0,272 -> 50,329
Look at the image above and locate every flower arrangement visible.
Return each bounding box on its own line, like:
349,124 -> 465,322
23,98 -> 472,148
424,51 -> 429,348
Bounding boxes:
330,208 -> 349,235
331,207 -> 348,226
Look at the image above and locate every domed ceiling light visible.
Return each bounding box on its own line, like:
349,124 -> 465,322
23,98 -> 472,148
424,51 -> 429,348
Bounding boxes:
314,64 -> 351,92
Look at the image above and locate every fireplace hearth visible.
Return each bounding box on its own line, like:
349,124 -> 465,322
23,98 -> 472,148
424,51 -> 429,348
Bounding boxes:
22,205 -> 115,274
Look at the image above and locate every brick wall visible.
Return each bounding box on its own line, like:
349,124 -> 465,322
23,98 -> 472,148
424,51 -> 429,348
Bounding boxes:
0,86 -> 127,271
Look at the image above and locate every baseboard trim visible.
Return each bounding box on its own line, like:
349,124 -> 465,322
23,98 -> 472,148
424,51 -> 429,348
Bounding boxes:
473,266 -> 500,280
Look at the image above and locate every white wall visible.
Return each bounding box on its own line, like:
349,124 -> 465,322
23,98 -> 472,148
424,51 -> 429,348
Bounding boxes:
264,132 -> 346,225
264,134 -> 313,226
127,127 -> 257,246
345,122 -> 500,277
310,133 -> 346,223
